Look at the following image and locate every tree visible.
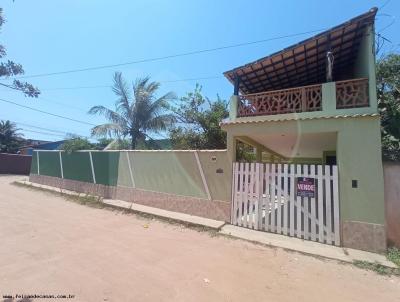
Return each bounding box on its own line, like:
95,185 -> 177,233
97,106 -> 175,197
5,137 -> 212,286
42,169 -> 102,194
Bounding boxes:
88,72 -> 176,149
376,53 -> 400,161
169,85 -> 228,149
60,136 -> 94,153
0,120 -> 23,153
0,8 -> 39,97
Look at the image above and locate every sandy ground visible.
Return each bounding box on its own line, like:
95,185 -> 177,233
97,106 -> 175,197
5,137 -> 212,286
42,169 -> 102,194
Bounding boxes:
0,175 -> 399,302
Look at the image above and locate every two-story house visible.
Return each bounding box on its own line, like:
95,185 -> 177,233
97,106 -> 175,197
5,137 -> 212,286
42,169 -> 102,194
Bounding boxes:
221,8 -> 385,253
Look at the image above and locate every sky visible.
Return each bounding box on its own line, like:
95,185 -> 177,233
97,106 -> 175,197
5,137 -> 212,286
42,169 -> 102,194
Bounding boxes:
0,0 -> 399,142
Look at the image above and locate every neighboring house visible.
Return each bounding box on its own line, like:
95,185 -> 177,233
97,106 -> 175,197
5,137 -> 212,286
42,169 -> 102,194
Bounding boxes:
221,8 -> 385,252
20,140 -> 66,155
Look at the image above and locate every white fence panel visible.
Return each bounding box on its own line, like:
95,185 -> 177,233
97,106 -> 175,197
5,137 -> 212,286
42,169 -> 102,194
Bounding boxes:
231,162 -> 340,246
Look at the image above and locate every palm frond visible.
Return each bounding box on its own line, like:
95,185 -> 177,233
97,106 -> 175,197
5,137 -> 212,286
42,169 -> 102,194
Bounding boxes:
132,77 -> 161,105
148,91 -> 177,115
88,105 -> 127,127
90,123 -> 124,138
144,113 -> 176,132
112,72 -> 131,115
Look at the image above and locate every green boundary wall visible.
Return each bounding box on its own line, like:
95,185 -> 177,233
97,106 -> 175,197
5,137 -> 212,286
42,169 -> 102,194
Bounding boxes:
30,150 -> 231,201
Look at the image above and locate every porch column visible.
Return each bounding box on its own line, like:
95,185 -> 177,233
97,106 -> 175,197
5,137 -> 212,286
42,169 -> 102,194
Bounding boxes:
229,74 -> 240,120
256,147 -> 262,162
229,95 -> 239,120
226,133 -> 237,163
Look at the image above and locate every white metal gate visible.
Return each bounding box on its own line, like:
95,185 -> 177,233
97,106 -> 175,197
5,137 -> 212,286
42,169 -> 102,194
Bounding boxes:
231,163 -> 340,246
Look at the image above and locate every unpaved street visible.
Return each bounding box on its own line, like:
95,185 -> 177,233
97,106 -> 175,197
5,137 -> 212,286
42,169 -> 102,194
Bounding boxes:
0,175 -> 399,302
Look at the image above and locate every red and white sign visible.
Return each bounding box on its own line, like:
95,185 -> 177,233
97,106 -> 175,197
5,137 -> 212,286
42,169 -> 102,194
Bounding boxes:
296,177 -> 315,197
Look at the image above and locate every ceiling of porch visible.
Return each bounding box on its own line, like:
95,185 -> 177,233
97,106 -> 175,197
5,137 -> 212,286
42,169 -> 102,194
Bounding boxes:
246,132 -> 337,158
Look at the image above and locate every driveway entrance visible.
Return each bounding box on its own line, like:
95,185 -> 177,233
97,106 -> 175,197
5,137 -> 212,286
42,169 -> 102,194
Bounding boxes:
231,163 -> 340,246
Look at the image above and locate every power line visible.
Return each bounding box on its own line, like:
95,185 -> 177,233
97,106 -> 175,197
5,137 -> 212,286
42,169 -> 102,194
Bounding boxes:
0,115 -> 81,135
15,28 -> 328,80
14,121 -> 88,138
0,86 -> 90,112
38,96 -> 88,112
0,98 -> 96,126
37,75 -> 223,91
380,0 -> 392,10
20,128 -> 67,138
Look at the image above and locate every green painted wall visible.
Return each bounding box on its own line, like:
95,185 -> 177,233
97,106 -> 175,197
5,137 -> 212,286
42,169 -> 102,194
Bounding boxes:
91,151 -> 120,186
222,115 -> 385,225
32,150 -> 231,201
116,151 -> 133,188
38,151 -> 61,178
126,151 -> 207,199
116,151 -> 231,201
336,117 -> 384,224
30,151 -> 38,174
62,152 -> 93,183
32,150 -> 231,202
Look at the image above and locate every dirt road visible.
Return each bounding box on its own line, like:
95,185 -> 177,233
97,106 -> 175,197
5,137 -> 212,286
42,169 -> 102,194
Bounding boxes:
0,175 -> 399,302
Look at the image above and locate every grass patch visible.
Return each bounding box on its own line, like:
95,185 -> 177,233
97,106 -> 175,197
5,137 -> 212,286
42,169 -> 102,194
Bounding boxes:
387,247 -> 400,267
353,260 -> 400,276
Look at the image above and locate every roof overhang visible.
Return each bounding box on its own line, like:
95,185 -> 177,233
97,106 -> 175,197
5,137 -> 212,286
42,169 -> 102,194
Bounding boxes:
224,7 -> 377,95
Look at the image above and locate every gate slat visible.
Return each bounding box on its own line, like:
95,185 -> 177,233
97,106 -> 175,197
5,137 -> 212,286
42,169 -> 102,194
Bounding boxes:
255,163 -> 261,230
303,165 -> 309,240
289,165 -> 295,237
270,164 -> 276,233
296,164 -> 302,239
277,164 -> 282,234
264,164 -> 271,232
238,163 -> 244,227
243,163 -> 250,228
248,163 -> 255,229
332,165 -> 340,246
317,165 -> 324,243
231,163 -> 238,225
310,165 -> 316,241
283,164 -> 289,235
325,165 -> 332,244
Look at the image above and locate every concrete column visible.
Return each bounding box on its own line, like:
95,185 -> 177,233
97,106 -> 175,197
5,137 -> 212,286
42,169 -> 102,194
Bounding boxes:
226,133 -> 237,163
256,147 -> 262,163
229,95 -> 239,120
322,82 -> 337,114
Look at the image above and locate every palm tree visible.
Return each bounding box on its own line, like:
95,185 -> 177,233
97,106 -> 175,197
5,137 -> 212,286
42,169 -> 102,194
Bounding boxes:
0,120 -> 23,153
88,72 -> 176,149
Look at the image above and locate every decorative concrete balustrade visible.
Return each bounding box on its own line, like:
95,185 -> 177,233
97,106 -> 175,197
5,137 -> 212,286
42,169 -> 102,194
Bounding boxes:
236,78 -> 369,118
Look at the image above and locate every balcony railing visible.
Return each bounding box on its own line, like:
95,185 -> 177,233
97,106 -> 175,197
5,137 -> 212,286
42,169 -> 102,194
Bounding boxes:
237,78 -> 369,118
336,78 -> 369,109
238,84 -> 322,117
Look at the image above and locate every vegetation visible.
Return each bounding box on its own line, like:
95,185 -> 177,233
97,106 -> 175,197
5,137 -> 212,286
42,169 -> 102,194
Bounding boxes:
387,247 -> 400,267
353,260 -> 399,276
88,72 -> 176,149
0,8 -> 39,97
169,85 -> 228,149
352,247 -> 400,276
236,141 -> 256,162
60,136 -> 94,152
376,53 -> 400,161
0,120 -> 23,153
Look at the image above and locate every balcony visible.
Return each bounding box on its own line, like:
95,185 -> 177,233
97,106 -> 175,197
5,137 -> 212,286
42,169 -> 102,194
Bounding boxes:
237,78 -> 369,118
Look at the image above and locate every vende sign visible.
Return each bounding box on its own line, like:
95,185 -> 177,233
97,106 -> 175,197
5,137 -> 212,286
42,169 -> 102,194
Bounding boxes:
296,177 -> 315,198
